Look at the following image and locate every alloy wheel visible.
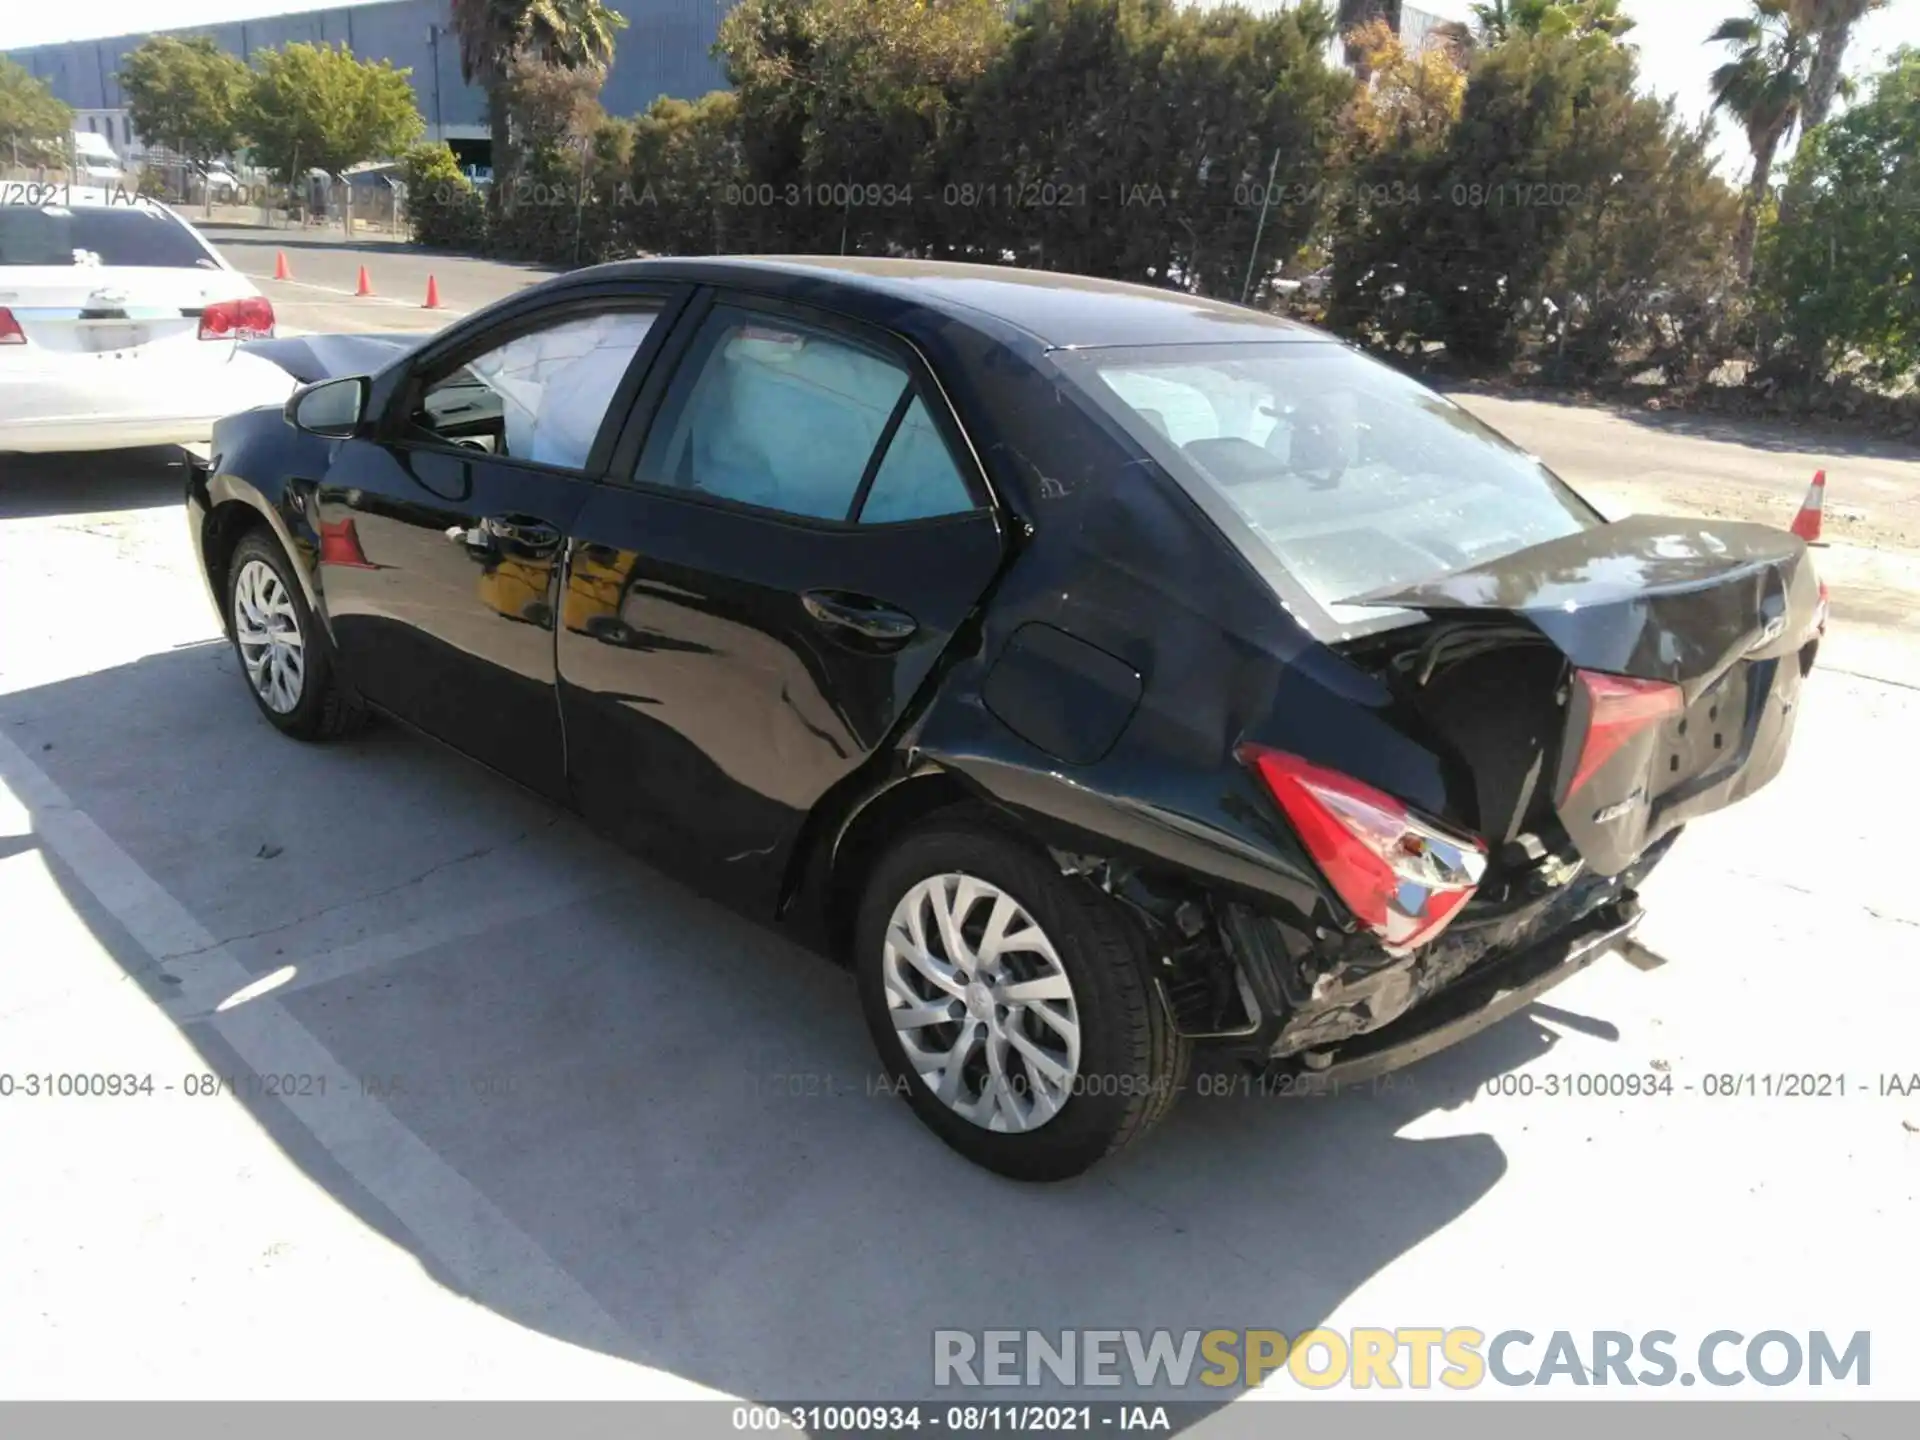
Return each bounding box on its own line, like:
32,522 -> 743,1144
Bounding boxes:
233,557 -> 306,714
882,873 -> 1082,1133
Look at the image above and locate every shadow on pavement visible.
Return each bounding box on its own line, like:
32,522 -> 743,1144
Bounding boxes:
0,449 -> 189,520
1,642 -> 1608,1417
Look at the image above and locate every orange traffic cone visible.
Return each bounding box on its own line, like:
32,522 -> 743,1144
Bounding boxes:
318,517 -> 377,569
354,264 -> 374,297
423,275 -> 442,310
273,250 -> 292,281
1790,469 -> 1826,544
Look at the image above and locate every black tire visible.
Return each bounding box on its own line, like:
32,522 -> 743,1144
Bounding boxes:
224,529 -> 368,741
855,820 -> 1190,1181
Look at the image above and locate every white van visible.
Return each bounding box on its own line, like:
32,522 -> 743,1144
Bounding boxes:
70,130 -> 125,188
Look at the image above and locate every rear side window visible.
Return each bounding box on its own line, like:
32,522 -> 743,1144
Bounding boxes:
1062,343 -> 1599,631
859,396 -> 976,524
0,205 -> 219,269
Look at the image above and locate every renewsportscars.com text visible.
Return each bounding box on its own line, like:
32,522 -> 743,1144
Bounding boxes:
932,1328 -> 1870,1390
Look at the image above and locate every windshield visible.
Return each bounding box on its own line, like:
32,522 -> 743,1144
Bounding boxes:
0,206 -> 219,269
1059,342 -> 1601,633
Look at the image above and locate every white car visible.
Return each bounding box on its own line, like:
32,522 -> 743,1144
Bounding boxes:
0,189 -> 300,455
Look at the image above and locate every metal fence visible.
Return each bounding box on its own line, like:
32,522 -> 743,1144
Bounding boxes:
0,160 -> 407,239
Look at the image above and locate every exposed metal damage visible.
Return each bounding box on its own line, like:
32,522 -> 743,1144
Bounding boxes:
1048,831 -> 1669,1077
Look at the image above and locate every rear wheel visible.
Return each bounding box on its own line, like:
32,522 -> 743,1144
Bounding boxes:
855,821 -> 1189,1181
226,529 -> 366,741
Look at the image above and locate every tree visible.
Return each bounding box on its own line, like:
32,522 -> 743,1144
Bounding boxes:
1343,17 -> 1466,151
400,139 -> 488,248
718,0 -> 1006,254
1470,0 -> 1634,46
448,0 -> 627,204
118,36 -> 249,167
1708,0 -> 1815,280
618,91 -> 745,258
241,42 -> 423,181
0,57 -> 71,167
1791,0 -> 1888,131
1338,1 -> 1402,67
939,0 -> 1351,292
1329,25 -> 1653,364
1761,47 -> 1920,383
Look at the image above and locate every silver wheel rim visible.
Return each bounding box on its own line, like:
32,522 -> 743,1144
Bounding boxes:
883,873 -> 1082,1133
233,558 -> 306,715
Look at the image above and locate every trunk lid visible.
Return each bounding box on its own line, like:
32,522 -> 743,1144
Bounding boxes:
0,266 -> 238,361
1343,516 -> 1821,876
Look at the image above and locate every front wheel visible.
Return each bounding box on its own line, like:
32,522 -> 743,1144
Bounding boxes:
855,821 -> 1189,1181
225,529 -> 366,741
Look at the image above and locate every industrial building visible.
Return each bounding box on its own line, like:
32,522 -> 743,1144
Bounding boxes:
4,0 -> 733,165
5,1 -> 1455,168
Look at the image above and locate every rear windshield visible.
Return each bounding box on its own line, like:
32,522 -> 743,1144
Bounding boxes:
1058,342 -> 1599,633
0,205 -> 218,269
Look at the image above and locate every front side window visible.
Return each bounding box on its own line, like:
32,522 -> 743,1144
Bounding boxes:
1059,342 -> 1600,632
411,308 -> 657,468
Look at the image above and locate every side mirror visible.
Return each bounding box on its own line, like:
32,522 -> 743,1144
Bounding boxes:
286,376 -> 369,438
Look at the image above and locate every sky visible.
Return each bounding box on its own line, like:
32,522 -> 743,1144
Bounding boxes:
4,0 -> 1918,172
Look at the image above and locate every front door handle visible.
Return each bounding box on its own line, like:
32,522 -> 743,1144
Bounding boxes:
802,590 -> 919,646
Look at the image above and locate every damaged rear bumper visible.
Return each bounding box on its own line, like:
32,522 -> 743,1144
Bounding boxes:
1274,898 -> 1642,1087
1150,837 -> 1669,1082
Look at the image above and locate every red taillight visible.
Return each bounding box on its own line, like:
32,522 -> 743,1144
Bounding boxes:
199,296 -> 275,341
0,308 -> 25,345
1238,745 -> 1488,955
1815,580 -> 1830,636
1566,670 -> 1683,797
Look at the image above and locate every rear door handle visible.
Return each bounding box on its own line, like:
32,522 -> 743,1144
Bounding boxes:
485,515 -> 562,553
802,590 -> 919,646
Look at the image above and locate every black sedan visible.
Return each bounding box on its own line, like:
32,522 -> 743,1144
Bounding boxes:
187,258 -> 1825,1179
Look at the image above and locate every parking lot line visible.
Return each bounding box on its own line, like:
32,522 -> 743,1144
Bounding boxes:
0,729 -> 633,1353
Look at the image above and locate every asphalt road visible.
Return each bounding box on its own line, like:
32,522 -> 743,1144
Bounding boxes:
204,223 -> 557,334
2,238 -> 1916,1406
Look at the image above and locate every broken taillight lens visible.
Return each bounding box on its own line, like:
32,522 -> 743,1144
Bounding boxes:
199,296 -> 275,340
1238,745 -> 1488,955
0,308 -> 25,345
1566,670 -> 1683,797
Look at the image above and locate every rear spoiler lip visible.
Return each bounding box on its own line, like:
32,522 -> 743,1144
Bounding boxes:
1338,514 -> 1807,614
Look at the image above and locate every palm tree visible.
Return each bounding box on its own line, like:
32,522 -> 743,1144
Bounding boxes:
1791,0 -> 1888,131
1708,0 -> 1815,279
449,0 -> 626,202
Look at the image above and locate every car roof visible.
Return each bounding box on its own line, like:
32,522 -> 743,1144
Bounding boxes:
594,255 -> 1323,350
